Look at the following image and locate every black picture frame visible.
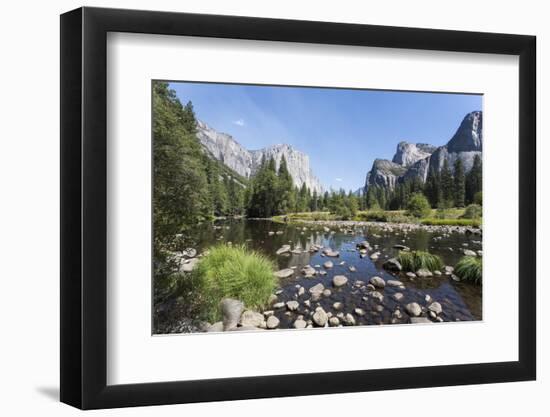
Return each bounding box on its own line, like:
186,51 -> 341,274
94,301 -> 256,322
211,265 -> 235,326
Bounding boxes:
60,6 -> 536,410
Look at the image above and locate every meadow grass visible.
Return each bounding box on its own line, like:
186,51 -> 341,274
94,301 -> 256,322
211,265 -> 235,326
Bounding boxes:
455,256 -> 482,284
397,250 -> 444,272
421,218 -> 481,227
192,244 -> 277,322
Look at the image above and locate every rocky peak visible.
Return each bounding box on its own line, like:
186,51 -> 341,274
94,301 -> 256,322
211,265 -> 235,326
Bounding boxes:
196,121 -> 324,193
392,141 -> 436,167
447,111 -> 482,153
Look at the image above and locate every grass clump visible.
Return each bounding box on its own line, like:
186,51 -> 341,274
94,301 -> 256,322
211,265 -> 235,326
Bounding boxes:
397,250 -> 443,272
192,244 -> 277,321
455,256 -> 482,284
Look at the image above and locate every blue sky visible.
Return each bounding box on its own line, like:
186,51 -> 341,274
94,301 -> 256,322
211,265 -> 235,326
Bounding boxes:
169,81 -> 482,192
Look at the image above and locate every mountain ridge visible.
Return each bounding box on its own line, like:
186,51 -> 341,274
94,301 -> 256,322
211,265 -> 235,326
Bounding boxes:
196,120 -> 324,193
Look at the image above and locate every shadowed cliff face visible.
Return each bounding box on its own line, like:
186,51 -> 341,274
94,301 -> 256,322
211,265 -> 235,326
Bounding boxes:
196,120 -> 324,193
364,111 -> 482,191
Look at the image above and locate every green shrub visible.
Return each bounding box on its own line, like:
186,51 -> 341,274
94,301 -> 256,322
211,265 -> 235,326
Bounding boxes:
455,256 -> 482,284
397,250 -> 443,272
192,245 -> 277,321
461,204 -> 482,219
406,193 -> 432,218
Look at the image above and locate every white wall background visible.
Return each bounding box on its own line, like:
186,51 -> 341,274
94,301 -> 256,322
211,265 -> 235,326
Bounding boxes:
0,0 -> 545,415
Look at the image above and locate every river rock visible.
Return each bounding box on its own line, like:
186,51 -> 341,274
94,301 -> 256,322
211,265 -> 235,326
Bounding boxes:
463,249 -> 477,257
433,270 -> 442,276
276,245 -> 291,255
323,227 -> 330,233
354,308 -> 366,316
342,313 -> 356,326
387,279 -> 404,287
322,289 -> 332,297
444,265 -> 454,275
286,300 -> 300,311
313,307 -> 328,327
333,302 -> 343,310
369,276 -> 386,288
428,302 -> 443,315
309,283 -> 325,297
329,317 -> 340,327
266,315 -> 280,329
393,244 -> 410,251
293,319 -> 307,329
301,265 -> 317,277
393,292 -> 404,302
323,249 -> 340,257
333,275 -> 348,287
405,272 -> 416,279
383,258 -> 402,272
298,286 -> 305,296
273,302 -> 285,309
180,257 -> 200,272
274,268 -> 294,278
323,261 -> 334,269
357,241 -> 370,249
393,309 -> 403,319
349,265 -> 357,272
206,321 -> 224,332
304,299 -> 311,308
182,248 -> 197,258
416,268 -> 433,278
371,291 -> 384,303
405,302 -> 422,317
370,252 -> 380,260
319,270 -> 327,276
240,310 -> 264,328
221,298 -> 244,330
268,294 -> 278,305
410,317 -> 432,324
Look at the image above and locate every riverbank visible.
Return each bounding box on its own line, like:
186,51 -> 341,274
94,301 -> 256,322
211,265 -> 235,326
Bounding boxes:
271,216 -> 482,235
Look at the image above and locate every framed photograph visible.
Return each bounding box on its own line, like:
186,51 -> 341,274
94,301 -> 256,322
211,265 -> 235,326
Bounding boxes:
60,6 -> 536,409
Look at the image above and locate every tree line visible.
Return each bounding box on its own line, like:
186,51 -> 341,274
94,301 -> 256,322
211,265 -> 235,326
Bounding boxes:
365,156 -> 482,211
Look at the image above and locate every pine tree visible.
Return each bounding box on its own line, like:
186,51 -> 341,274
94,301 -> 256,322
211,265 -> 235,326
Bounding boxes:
152,82 -> 210,256
310,190 -> 318,212
453,158 -> 466,208
440,159 -> 454,206
276,156 -> 294,214
425,168 -> 441,208
466,154 -> 482,204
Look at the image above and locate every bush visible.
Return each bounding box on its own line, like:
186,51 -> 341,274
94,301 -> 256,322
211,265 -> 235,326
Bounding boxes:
397,250 -> 443,272
461,204 -> 482,219
406,193 -> 432,218
455,256 -> 482,284
192,245 -> 277,321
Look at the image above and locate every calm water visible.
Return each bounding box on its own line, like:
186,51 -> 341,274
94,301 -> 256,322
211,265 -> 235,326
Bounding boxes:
158,219 -> 482,331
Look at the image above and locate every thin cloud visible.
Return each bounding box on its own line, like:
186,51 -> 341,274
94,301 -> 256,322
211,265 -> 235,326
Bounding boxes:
335,178 -> 343,182
233,119 -> 245,127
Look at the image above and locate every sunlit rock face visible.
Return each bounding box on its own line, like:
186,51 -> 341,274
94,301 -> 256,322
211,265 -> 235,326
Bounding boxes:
196,121 -> 324,193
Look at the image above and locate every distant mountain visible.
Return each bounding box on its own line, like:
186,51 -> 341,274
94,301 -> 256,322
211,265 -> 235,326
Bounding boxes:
196,120 -> 324,193
364,111 -> 482,191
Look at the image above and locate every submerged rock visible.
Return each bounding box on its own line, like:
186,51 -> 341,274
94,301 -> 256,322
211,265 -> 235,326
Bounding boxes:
333,275 -> 349,287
